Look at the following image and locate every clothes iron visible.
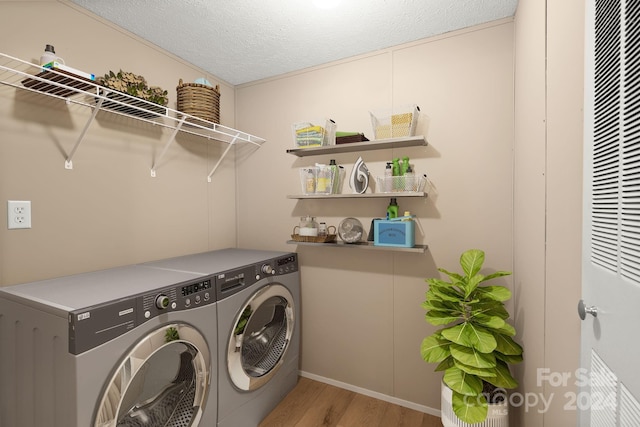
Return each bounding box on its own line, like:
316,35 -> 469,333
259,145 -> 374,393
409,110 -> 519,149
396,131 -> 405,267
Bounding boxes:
349,156 -> 369,194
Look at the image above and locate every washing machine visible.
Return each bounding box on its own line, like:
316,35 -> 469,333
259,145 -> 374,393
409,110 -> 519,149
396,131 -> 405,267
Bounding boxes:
142,248 -> 300,427
0,264 -> 218,427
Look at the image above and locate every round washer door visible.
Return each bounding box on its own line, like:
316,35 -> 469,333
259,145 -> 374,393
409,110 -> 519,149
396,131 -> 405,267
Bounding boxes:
94,323 -> 210,427
228,284 -> 295,391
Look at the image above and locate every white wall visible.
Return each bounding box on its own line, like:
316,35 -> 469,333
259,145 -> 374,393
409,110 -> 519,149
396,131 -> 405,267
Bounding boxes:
513,0 -> 584,425
236,21 -> 515,411
0,0 -> 239,285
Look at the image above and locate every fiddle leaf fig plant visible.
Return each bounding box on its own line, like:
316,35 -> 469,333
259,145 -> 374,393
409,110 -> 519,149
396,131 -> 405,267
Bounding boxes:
420,249 -> 523,424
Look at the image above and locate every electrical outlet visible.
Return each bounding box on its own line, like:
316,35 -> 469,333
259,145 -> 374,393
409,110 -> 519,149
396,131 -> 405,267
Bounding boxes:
7,200 -> 32,229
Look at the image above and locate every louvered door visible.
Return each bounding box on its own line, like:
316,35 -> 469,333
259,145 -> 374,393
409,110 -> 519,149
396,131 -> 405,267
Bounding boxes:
582,0 -> 640,425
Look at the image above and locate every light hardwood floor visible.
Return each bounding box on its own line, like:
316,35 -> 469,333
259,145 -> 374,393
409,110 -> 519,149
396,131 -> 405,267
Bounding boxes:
259,377 -> 443,427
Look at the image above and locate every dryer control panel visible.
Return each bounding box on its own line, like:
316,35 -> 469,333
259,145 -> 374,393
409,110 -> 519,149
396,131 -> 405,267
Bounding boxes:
68,276 -> 215,355
215,253 -> 298,301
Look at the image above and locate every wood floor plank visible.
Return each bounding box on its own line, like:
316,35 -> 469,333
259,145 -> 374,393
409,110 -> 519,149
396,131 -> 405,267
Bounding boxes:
379,403 -> 428,427
336,393 -> 389,427
259,377 -> 443,427
259,377 -> 327,427
294,383 -> 356,426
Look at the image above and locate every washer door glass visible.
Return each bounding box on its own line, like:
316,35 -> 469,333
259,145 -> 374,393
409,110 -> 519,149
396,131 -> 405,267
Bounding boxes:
94,323 -> 210,427
228,284 -> 294,391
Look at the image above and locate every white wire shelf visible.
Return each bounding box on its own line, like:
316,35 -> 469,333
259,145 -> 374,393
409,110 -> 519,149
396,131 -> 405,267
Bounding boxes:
0,52 -> 266,180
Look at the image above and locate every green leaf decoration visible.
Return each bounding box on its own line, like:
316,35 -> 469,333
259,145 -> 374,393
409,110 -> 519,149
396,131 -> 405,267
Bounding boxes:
460,249 -> 485,278
484,360 -> 519,389
165,326 -> 179,343
480,271 -> 512,283
437,267 -> 464,283
494,333 -> 524,356
435,356 -> 455,371
473,314 -> 506,330
452,389 -> 488,424
476,285 -> 512,301
420,335 -> 451,363
494,322 -> 516,337
450,343 -> 496,369
425,310 -> 460,325
428,285 -> 462,302
441,323 -> 497,353
443,366 -> 483,396
421,298 -> 459,313
495,351 -> 524,364
452,357 -> 498,378
464,273 -> 484,297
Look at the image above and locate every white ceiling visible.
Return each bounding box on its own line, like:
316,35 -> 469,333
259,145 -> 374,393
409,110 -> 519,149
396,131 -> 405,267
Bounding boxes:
69,0 -> 518,86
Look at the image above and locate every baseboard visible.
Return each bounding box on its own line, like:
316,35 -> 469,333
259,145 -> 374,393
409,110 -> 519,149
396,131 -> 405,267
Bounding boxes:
298,370 -> 441,418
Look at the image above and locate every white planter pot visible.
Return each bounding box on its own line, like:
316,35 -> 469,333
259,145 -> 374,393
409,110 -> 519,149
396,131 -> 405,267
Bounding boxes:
441,382 -> 509,427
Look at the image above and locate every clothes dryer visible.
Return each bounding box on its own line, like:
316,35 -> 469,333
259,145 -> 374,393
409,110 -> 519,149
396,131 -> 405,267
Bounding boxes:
142,248 -> 300,427
0,265 -> 218,427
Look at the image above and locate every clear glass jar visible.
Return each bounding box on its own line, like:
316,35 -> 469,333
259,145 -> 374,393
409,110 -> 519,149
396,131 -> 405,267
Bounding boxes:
299,216 -> 319,236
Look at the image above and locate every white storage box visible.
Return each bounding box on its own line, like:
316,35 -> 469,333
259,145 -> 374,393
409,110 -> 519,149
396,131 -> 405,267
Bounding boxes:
370,105 -> 419,139
292,119 -> 336,148
375,175 -> 427,193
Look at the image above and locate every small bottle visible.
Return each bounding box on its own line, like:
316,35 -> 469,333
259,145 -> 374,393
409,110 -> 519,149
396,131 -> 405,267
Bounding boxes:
316,164 -> 331,194
304,168 -> 316,194
329,159 -> 340,194
401,156 -> 410,175
318,222 -> 328,237
392,158 -> 401,191
387,198 -> 399,219
40,44 -> 60,66
404,165 -> 415,191
384,162 -> 392,192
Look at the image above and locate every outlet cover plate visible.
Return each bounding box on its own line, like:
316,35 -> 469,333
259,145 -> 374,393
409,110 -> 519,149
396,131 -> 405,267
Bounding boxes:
7,200 -> 31,229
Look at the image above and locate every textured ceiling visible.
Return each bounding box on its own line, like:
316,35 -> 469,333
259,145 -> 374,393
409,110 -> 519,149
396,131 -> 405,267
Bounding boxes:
69,0 -> 518,85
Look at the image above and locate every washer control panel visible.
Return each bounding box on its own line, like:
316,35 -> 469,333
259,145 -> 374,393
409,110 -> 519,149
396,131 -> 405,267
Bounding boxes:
142,277 -> 214,319
69,276 -> 215,355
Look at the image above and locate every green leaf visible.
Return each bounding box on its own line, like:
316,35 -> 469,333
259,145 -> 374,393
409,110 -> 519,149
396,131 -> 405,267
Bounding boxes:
435,356 -> 455,371
495,351 -> 524,364
494,322 -> 516,336
425,310 -> 460,326
474,302 -> 510,319
453,357 -> 498,378
450,343 -> 496,369
484,360 -> 519,389
465,274 -> 485,297
473,314 -> 506,330
441,323 -> 497,353
420,335 -> 451,363
494,333 -> 524,356
480,270 -> 512,282
476,285 -> 512,301
443,366 -> 483,396
421,298 -> 459,313
437,267 -> 464,283
452,389 -> 488,424
460,249 -> 484,278
428,285 -> 462,302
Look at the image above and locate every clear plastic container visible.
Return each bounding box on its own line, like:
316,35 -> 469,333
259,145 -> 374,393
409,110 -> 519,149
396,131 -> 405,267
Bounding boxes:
292,119 -> 336,147
369,105 -> 419,139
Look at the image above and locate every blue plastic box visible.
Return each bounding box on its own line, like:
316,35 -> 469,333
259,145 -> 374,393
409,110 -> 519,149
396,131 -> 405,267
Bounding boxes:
373,219 -> 415,248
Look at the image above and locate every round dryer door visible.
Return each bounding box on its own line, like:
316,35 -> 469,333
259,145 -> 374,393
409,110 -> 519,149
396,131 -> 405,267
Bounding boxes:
94,323 -> 210,427
228,284 -> 295,391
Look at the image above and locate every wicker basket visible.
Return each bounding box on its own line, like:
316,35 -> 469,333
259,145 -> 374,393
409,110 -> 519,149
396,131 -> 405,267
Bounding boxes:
176,79 -> 220,124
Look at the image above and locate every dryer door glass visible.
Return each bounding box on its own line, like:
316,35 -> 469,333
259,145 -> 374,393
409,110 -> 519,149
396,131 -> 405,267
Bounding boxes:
228,284 -> 294,391
94,323 -> 210,427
